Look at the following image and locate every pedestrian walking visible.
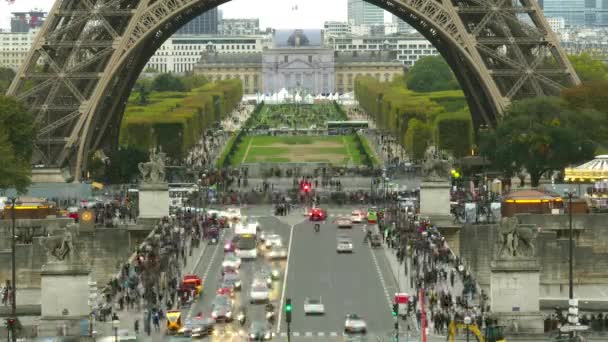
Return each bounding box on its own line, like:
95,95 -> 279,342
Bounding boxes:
134,319 -> 139,335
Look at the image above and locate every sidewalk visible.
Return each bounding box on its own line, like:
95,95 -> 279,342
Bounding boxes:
382,237 -> 472,338
93,236 -> 208,339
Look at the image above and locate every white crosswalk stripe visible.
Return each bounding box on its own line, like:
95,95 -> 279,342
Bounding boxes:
318,332 -> 326,337
280,332 -> 287,337
329,332 -> 338,336
293,332 -> 300,337
305,332 -> 313,336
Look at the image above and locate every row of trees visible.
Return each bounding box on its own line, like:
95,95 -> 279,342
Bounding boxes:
355,56 -> 472,161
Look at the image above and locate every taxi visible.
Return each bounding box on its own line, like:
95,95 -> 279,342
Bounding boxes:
166,310 -> 183,334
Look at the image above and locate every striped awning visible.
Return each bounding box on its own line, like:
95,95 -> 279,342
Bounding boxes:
564,155 -> 608,182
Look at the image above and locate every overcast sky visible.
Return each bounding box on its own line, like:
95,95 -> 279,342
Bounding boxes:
0,0 -> 390,31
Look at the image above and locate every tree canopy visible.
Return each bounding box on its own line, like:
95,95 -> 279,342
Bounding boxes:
405,56 -> 460,92
0,95 -> 37,193
0,67 -> 16,94
479,97 -> 597,187
568,53 -> 608,82
151,73 -> 186,92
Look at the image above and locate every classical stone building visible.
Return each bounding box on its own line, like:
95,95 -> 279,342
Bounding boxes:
193,29 -> 404,94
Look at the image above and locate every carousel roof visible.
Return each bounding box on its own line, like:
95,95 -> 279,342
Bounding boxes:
565,155 -> 608,182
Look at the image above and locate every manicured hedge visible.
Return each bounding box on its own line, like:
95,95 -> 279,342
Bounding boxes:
355,132 -> 381,167
405,119 -> 432,161
355,76 -> 472,160
120,79 -> 242,159
435,110 -> 473,158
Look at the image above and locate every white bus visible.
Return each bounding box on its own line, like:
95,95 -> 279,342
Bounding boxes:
168,183 -> 197,208
234,217 -> 259,259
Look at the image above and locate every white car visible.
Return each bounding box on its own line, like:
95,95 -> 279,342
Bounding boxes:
266,246 -> 288,259
264,234 -> 283,249
222,253 -> 242,269
344,313 -> 367,334
350,211 -> 365,223
259,230 -> 274,243
337,237 -> 353,253
224,208 -> 241,221
249,283 -> 270,303
304,297 -> 325,315
336,217 -> 353,228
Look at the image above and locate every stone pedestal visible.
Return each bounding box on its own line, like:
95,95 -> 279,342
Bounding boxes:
490,259 -> 544,334
138,183 -> 169,219
420,180 -> 451,216
38,263 -> 91,337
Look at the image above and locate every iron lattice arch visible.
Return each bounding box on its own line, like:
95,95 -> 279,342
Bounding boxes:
7,0 -> 579,180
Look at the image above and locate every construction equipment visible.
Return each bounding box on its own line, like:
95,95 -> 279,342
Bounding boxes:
448,320 -> 506,342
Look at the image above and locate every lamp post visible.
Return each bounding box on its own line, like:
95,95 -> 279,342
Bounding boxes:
564,190 -> 575,339
6,197 -> 21,342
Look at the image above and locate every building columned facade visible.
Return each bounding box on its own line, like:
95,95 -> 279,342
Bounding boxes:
328,35 -> 439,67
193,30 -> 403,95
144,34 -> 270,73
0,29 -> 40,70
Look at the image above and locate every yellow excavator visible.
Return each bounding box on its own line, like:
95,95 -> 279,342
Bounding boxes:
448,320 -> 507,342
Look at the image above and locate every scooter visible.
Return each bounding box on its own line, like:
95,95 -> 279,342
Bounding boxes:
314,223 -> 320,233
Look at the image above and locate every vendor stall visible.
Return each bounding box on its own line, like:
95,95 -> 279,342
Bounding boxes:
501,189 -> 563,217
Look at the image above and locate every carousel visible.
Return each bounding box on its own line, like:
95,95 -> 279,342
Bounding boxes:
564,155 -> 608,211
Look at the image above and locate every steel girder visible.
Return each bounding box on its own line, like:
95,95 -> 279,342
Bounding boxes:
6,0 -> 579,181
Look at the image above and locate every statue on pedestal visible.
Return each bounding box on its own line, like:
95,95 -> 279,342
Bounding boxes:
40,229 -> 75,265
496,217 -> 537,259
138,148 -> 166,184
421,148 -> 453,181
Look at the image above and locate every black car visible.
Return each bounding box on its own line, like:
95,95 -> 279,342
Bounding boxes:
248,320 -> 274,340
179,316 -> 214,337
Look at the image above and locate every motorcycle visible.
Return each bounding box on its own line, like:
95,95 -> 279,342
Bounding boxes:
314,223 -> 320,233
237,312 -> 246,326
266,310 -> 276,324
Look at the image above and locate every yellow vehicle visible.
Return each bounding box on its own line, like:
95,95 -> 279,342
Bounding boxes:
448,320 -> 506,342
166,310 -> 183,334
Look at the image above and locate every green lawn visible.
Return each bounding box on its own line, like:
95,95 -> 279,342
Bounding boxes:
229,135 -> 365,166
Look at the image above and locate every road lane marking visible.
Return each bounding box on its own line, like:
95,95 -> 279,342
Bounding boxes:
369,243 -> 393,308
187,231 -> 224,319
277,223 -> 295,333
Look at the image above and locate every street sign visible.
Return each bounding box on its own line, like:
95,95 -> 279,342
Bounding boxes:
560,324 -> 589,332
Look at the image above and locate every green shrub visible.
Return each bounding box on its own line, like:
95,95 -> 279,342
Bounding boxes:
405,119 -> 432,161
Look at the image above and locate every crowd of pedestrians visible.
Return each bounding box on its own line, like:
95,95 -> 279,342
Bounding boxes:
92,211 -> 206,336
381,210 -> 488,337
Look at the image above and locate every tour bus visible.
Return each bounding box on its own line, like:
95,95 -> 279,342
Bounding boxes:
168,183 -> 198,208
233,217 -> 259,259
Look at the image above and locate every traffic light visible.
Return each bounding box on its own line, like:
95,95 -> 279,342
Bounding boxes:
303,183 -> 310,192
285,298 -> 292,323
392,303 -> 398,317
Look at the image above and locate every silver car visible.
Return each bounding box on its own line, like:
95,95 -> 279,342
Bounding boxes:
337,237 -> 353,253
249,283 -> 270,303
267,246 -> 288,259
304,297 -> 325,315
344,313 -> 367,334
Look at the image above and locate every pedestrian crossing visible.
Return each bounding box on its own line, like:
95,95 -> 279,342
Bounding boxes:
277,331 -> 346,337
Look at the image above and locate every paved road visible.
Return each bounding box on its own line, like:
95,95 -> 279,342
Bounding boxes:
171,215 -> 291,341
278,209 -> 400,340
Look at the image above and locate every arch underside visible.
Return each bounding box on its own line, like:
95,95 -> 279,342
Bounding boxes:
6,0 -> 579,179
